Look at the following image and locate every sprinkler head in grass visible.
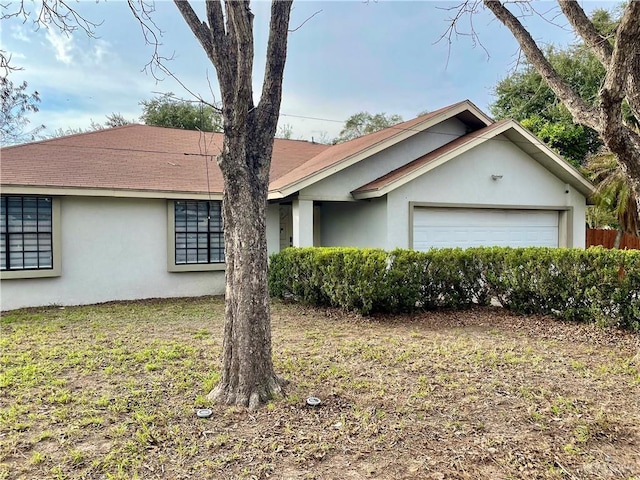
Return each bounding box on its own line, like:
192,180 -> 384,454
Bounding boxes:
306,396 -> 321,407
196,408 -> 213,418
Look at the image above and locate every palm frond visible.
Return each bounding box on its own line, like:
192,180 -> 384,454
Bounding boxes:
585,149 -> 639,235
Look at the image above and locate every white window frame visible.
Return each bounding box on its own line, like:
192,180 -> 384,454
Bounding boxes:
1,196 -> 62,280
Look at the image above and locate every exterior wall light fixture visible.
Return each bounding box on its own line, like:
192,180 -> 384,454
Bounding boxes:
491,174 -> 503,180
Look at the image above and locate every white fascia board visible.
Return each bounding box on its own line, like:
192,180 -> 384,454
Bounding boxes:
0,185 -> 224,200
267,191 -> 286,200
270,101 -> 494,199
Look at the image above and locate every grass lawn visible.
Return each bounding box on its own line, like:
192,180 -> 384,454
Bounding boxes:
1,297 -> 639,480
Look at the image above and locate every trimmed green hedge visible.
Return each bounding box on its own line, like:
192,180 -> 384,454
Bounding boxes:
268,247 -> 640,330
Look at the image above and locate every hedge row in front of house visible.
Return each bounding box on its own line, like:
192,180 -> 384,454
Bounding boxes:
268,246 -> 640,330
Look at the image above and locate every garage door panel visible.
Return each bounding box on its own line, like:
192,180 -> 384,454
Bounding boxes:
413,208 -> 559,250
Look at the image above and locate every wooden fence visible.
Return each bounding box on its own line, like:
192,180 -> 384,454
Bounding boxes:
586,229 -> 640,250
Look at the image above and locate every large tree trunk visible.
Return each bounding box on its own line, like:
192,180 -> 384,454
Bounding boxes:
175,0 -> 292,409
208,135 -> 282,409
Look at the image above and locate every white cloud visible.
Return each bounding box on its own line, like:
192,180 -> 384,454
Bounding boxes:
11,24 -> 32,43
90,39 -> 112,65
45,28 -> 74,65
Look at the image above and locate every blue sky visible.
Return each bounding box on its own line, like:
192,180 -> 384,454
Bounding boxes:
2,0 -> 617,142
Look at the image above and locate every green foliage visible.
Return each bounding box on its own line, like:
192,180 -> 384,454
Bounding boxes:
269,247 -> 639,330
489,7 -> 634,166
103,113 -> 133,128
585,149 -> 639,235
491,44 -> 604,166
520,116 -> 594,168
333,112 -> 403,144
47,113 -> 133,138
139,93 -> 222,132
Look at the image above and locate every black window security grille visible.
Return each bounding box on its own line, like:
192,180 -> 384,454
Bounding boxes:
1,196 -> 53,271
174,200 -> 224,264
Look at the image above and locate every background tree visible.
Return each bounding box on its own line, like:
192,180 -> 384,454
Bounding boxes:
1,78 -> 44,145
140,93 -> 222,132
491,44 -> 606,166
105,112 -> 133,128
276,123 -> 294,139
334,111 -> 403,143
471,1 -> 640,220
489,8 -> 634,167
175,0 -> 293,409
586,148 -> 639,247
47,113 -> 133,138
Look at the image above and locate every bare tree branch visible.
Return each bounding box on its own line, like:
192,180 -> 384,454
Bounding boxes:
1,0 -> 101,75
484,0 -> 598,129
226,1 -> 255,136
598,2 -> 640,195
258,1 -> 293,137
288,9 -> 322,33
481,0 -> 640,220
435,0 -> 489,69
557,1 -> 612,67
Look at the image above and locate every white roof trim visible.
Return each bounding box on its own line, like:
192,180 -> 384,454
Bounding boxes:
0,185 -> 224,200
352,119 -> 594,200
268,100 -> 493,199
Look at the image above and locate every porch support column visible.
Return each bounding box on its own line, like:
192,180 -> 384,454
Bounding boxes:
292,199 -> 314,247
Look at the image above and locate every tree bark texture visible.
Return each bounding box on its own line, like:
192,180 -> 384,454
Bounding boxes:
175,0 -> 292,409
483,0 -> 640,219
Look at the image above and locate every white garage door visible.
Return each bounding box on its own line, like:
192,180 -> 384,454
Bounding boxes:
413,208 -> 559,250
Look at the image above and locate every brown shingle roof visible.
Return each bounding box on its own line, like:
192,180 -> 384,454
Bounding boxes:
1,125 -> 329,195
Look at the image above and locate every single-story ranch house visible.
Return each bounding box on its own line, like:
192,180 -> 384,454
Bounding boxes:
1,100 -> 593,310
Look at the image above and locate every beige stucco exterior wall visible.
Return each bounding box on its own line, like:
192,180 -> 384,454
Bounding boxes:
1,196 -> 227,310
319,198 -> 387,248
385,134 -> 587,249
266,203 -> 281,257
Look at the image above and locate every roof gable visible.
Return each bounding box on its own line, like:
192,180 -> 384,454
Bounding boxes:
352,119 -> 594,199
268,100 -> 493,198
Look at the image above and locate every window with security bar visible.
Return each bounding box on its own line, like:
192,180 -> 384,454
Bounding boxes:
174,200 -> 224,264
1,196 -> 53,271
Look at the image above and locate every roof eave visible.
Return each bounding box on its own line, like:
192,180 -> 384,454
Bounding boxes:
0,184 -> 225,200
351,123 -> 506,199
351,189 -> 380,200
